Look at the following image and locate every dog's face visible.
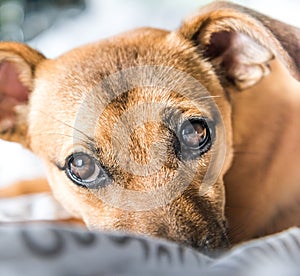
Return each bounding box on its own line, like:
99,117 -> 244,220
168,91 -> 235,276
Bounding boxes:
1,2 -> 300,250
27,28 -> 232,250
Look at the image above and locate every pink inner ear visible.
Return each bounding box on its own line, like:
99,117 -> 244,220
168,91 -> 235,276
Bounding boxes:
204,31 -> 273,89
0,61 -> 29,103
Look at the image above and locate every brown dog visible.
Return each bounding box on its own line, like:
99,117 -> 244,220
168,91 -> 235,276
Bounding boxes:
1,2 -> 300,249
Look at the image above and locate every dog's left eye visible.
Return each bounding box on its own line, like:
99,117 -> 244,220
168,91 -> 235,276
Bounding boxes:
178,118 -> 213,159
65,153 -> 110,189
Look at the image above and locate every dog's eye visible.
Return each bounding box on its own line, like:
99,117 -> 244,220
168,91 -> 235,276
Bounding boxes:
66,153 -> 110,189
178,118 -> 212,159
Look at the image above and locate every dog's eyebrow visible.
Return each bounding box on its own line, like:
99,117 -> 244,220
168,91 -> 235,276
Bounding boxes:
53,138 -> 99,170
86,140 -> 102,155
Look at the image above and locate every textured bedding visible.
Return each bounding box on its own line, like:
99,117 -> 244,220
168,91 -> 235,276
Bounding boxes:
0,223 -> 299,276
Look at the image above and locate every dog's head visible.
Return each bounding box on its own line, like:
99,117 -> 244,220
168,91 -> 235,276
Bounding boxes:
1,2 -> 300,250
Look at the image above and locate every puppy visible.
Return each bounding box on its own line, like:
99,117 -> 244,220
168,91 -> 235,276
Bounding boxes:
0,2 -> 300,249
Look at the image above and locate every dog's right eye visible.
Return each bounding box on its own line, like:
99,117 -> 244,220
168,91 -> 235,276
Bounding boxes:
65,153 -> 111,189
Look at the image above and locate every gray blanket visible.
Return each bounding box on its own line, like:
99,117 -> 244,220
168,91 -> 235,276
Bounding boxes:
0,224 -> 299,276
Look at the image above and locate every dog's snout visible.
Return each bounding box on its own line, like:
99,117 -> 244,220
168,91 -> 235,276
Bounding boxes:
149,208 -> 229,252
155,225 -> 229,252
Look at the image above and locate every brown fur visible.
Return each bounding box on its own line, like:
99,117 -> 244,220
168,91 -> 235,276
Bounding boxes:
1,2 -> 300,249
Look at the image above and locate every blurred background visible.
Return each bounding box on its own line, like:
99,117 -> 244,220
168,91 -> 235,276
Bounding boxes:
0,0 -> 298,185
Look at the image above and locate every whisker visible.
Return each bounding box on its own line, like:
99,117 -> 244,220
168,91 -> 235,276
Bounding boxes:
32,109 -> 95,143
29,132 -> 91,145
199,95 -> 221,99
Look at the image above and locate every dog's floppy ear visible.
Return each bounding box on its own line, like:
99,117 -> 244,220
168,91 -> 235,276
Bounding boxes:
178,1 -> 300,90
0,42 -> 45,146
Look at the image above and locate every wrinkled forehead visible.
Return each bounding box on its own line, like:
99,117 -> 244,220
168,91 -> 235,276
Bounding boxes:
74,64 -> 220,134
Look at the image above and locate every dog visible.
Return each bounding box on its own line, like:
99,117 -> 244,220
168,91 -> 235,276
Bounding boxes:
0,1 -> 300,250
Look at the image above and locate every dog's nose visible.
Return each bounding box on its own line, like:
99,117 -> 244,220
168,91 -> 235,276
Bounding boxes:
186,231 -> 230,254
187,219 -> 230,252
200,231 -> 230,255
197,220 -> 230,253
154,222 -> 230,253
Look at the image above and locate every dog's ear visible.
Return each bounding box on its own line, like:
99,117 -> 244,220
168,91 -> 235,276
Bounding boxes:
0,42 -> 45,146
178,1 -> 300,90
